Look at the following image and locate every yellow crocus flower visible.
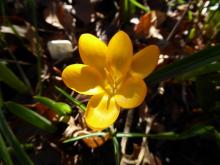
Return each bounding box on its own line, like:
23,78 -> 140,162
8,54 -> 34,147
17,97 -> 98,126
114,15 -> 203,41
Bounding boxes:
62,31 -> 159,130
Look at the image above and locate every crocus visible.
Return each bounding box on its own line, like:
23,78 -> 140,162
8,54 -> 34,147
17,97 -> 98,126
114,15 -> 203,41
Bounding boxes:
62,31 -> 159,130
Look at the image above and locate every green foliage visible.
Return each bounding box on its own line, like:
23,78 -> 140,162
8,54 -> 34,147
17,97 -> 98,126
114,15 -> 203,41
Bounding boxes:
147,44 -> 220,85
0,134 -> 13,165
204,5 -> 220,39
0,63 -> 29,94
147,125 -> 215,140
34,96 -> 72,116
0,108 -> 33,165
63,124 -> 217,142
129,0 -> 149,12
112,136 -> 120,165
63,132 -> 107,143
176,62 -> 220,81
5,101 -> 56,133
115,125 -> 216,140
0,89 -> 3,108
55,86 -> 86,112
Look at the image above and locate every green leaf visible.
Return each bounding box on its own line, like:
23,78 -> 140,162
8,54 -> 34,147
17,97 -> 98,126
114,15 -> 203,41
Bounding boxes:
149,125 -> 214,140
0,63 -> 28,94
146,45 -> 220,85
189,27 -> 196,40
5,101 -> 56,133
0,134 -> 13,165
63,132 -> 107,143
55,86 -> 86,112
0,108 -> 33,165
116,125 -> 215,140
116,132 -> 147,138
176,62 -> 220,81
112,136 -> 120,165
0,88 -> 3,108
129,0 -> 149,12
34,96 -> 72,116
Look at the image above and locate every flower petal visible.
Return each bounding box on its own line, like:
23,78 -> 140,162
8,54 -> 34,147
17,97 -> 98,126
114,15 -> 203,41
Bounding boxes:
85,94 -> 120,130
115,77 -> 147,109
131,45 -> 159,79
62,64 -> 104,95
79,33 -> 108,73
107,31 -> 133,80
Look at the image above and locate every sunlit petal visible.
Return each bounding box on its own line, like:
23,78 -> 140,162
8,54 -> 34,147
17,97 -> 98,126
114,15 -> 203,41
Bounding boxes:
107,31 -> 133,80
79,33 -> 108,73
62,64 -> 104,95
131,45 -> 159,79
115,76 -> 147,109
85,94 -> 120,130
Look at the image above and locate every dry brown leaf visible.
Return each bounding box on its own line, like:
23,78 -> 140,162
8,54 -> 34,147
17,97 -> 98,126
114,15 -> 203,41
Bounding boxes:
81,132 -> 110,149
134,12 -> 153,37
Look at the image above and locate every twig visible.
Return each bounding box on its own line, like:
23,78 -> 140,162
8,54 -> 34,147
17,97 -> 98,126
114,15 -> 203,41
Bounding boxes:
120,109 -> 134,165
136,108 -> 154,165
121,110 -> 134,154
166,1 -> 191,42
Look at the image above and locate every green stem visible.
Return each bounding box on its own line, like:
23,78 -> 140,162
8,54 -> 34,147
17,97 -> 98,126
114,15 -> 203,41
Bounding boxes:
55,86 -> 86,112
129,0 -> 149,12
109,126 -> 120,165
0,108 -> 33,164
0,134 -> 13,165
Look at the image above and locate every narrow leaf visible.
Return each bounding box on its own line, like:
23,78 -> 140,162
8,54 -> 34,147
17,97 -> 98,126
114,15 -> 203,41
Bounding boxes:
34,96 -> 72,116
147,125 -> 214,140
129,0 -> 149,12
6,101 -> 56,133
0,88 -> 3,108
112,136 -> 120,165
0,63 -> 28,94
176,62 -> 220,81
55,86 -> 86,112
63,132 -> 107,143
147,45 -> 220,85
0,108 -> 33,165
116,125 -> 215,140
0,134 -> 13,165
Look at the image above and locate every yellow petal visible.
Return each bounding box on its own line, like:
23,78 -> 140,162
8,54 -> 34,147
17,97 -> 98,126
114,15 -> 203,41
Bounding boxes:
107,31 -> 133,80
85,94 -> 120,130
62,64 -> 104,95
79,33 -> 108,73
131,45 -> 159,79
115,77 -> 147,109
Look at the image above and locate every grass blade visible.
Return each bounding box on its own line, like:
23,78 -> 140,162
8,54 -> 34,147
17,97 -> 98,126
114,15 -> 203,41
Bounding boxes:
5,101 -> 56,133
112,136 -> 120,165
0,63 -> 28,94
129,0 -> 149,12
34,96 -> 72,116
175,62 -> 220,81
146,44 -> 220,85
0,87 -> 3,108
55,86 -> 86,112
0,134 -> 13,165
116,125 -> 215,140
116,132 -> 146,138
0,108 -> 33,165
63,132 -> 107,143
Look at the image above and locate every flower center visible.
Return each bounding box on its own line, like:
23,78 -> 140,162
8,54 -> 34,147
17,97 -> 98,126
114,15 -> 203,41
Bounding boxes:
104,67 -> 121,96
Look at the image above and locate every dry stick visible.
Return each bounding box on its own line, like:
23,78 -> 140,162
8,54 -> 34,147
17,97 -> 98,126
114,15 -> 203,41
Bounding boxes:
136,116 -> 154,165
166,2 -> 191,42
120,109 -> 134,165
